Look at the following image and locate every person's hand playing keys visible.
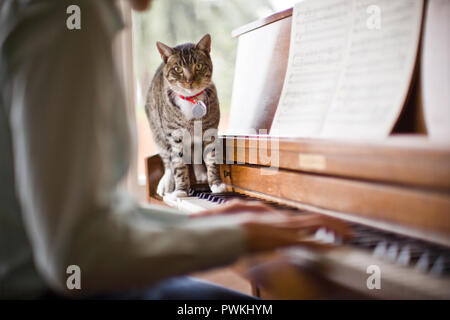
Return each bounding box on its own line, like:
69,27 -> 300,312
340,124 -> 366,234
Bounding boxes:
241,213 -> 351,253
194,199 -> 351,252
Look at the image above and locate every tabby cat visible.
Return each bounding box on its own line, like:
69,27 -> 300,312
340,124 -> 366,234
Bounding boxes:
145,34 -> 226,198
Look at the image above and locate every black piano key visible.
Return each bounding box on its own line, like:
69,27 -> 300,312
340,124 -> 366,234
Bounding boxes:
209,193 -> 241,202
199,192 -> 210,200
212,193 -> 238,198
207,194 -> 220,202
348,239 -> 380,250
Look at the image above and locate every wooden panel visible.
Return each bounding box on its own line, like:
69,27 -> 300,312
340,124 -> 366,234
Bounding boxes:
220,164 -> 450,243
227,15 -> 291,134
220,135 -> 450,190
145,154 -> 164,202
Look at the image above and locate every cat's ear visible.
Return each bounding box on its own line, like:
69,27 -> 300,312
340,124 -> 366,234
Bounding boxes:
156,41 -> 174,63
196,34 -> 211,53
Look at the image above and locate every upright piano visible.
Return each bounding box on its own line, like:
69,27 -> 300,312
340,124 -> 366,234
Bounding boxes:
145,6 -> 450,299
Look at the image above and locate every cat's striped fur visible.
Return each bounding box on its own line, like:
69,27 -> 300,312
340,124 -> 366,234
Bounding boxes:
145,34 -> 225,198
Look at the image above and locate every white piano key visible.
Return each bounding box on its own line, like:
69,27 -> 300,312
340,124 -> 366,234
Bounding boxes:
373,241 -> 387,258
430,255 -> 445,276
386,243 -> 399,263
324,231 -> 335,244
397,245 -> 411,267
163,194 -> 220,214
416,251 -> 430,273
178,197 -> 220,213
314,227 -> 327,242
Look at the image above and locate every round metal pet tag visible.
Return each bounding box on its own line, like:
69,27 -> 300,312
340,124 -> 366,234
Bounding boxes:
192,101 -> 207,119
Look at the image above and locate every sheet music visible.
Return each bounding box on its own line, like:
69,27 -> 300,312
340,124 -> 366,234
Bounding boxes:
271,0 -> 423,139
421,0 -> 450,142
271,0 -> 353,137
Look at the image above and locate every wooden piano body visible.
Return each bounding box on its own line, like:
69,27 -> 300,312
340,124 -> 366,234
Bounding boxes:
145,7 -> 450,299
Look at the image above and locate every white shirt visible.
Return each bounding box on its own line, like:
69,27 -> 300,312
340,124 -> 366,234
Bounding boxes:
0,0 -> 245,298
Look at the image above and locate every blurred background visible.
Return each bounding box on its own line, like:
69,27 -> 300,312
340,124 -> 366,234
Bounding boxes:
131,0 -> 297,184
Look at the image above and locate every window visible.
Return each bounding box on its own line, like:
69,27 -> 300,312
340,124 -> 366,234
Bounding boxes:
129,0 -> 298,197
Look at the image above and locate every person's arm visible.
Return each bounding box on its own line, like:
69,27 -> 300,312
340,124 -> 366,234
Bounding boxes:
6,1 -> 248,295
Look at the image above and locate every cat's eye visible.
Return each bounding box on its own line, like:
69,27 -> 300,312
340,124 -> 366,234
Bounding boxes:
174,66 -> 182,73
195,64 -> 203,71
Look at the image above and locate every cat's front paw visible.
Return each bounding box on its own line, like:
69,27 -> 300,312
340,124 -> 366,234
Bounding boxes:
157,170 -> 174,197
164,190 -> 188,201
210,183 -> 227,194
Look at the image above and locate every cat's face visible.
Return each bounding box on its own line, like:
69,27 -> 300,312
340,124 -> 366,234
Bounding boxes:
157,34 -> 213,96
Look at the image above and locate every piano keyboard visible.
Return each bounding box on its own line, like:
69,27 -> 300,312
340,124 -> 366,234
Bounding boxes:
163,188 -> 295,213
164,188 -> 450,299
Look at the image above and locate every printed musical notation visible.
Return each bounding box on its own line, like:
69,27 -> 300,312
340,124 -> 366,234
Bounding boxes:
270,0 -> 424,139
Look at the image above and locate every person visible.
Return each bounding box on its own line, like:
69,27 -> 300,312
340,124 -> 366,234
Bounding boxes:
0,0 -> 348,299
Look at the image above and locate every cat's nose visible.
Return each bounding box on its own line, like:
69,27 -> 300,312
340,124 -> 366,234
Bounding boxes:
184,70 -> 194,84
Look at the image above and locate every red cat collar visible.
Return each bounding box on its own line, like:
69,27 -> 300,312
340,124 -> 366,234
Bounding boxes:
178,90 -> 205,104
